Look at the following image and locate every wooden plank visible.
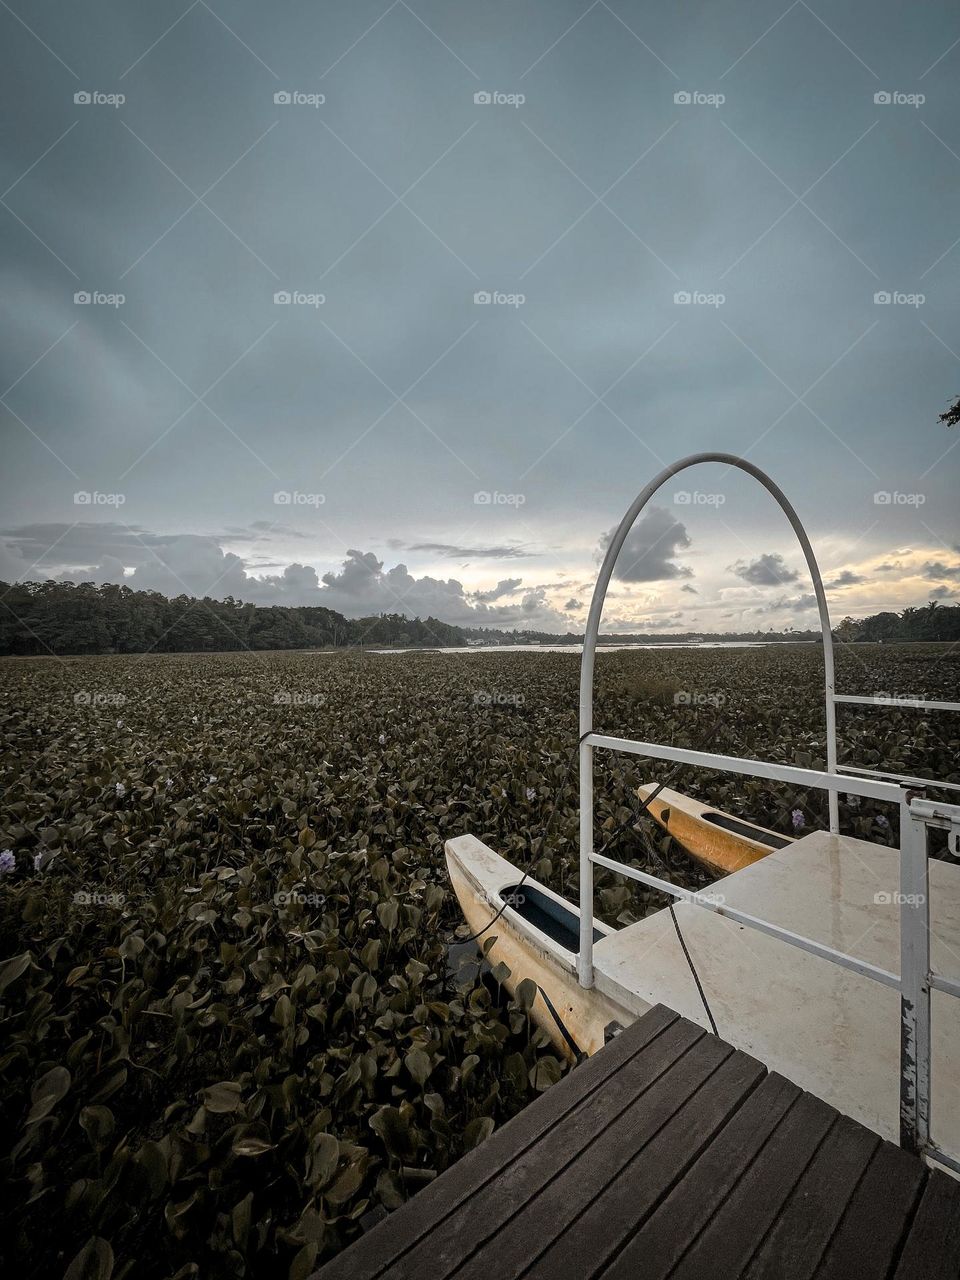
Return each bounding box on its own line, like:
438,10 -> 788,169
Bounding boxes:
314,1004 -> 678,1280
743,1113 -> 880,1280
598,1072 -> 801,1280
669,1091 -> 836,1280
893,1169 -> 960,1280
449,1033 -> 734,1280
533,1046 -> 767,1280
378,1016 -> 710,1280
816,1142 -> 926,1280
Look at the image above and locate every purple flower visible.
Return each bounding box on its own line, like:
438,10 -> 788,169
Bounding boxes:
876,814 -> 890,830
0,849 -> 15,875
33,852 -> 43,872
791,809 -> 805,832
526,787 -> 536,802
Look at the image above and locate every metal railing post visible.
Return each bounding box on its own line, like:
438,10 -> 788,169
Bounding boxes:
899,791 -> 931,1155
578,738 -> 595,988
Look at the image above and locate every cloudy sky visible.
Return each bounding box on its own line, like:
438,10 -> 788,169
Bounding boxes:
2,0 -> 959,633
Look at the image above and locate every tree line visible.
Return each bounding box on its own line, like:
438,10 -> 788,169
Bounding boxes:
0,581 -> 466,655
0,580 -> 956,655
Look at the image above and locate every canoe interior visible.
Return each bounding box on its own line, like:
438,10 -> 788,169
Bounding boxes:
500,882 -> 604,950
700,810 -> 793,850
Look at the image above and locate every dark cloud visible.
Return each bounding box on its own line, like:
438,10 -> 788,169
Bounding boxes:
681,584 -> 698,595
471,577 -> 522,602
599,507 -> 692,583
929,585 -> 958,599
564,597 -> 582,611
406,542 -> 532,560
826,570 -> 866,588
731,553 -> 799,587
921,561 -> 960,581
764,592 -> 818,613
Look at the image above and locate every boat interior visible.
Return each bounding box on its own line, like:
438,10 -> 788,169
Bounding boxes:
500,882 -> 604,950
699,810 -> 793,849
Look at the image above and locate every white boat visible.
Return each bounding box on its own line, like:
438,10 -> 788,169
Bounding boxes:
448,451 -> 960,1173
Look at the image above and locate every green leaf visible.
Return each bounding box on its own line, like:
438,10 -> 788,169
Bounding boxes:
369,1106 -> 416,1161
289,1243 -> 318,1280
64,1237 -> 114,1280
404,1047 -> 432,1086
202,1081 -> 243,1113
0,951 -> 32,994
463,1116 -> 495,1150
27,1065 -> 71,1123
529,1056 -> 563,1092
515,978 -> 537,1011
325,1159 -> 365,1206
79,1106 -> 115,1151
308,1132 -> 340,1189
232,1192 -> 253,1247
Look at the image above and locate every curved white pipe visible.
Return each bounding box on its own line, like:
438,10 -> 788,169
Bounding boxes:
578,452 -> 837,986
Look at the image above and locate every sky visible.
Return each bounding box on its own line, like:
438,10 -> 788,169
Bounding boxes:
1,0 -> 959,634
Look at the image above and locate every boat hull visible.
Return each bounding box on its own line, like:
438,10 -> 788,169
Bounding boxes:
445,834 -> 636,1058
637,784 -> 794,876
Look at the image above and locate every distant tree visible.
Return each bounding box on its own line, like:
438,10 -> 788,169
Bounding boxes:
939,396 -> 960,427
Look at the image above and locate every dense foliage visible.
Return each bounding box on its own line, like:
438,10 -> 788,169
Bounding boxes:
834,602 -> 960,643
1,643 -> 958,1278
0,582 -> 466,656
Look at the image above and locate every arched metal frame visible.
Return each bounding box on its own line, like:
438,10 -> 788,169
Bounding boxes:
579,453 -> 839,972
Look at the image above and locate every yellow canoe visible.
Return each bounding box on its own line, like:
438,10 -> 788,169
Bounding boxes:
637,784 -> 795,876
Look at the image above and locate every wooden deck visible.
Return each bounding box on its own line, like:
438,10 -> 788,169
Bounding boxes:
314,1005 -> 960,1280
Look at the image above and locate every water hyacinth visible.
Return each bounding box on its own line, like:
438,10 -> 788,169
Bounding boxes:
0,848 -> 15,874
115,781 -> 126,799
791,809 -> 806,832
0,642 -> 955,1278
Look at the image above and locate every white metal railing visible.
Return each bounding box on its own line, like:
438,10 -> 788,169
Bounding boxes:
577,453 -> 960,1169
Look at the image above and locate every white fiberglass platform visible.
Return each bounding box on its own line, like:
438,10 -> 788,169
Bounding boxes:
593,830 -> 960,1159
